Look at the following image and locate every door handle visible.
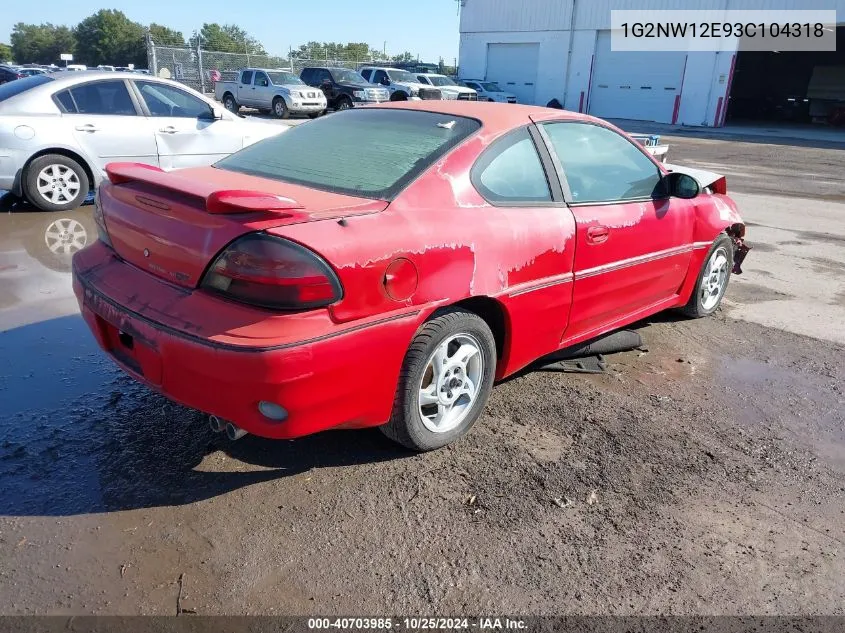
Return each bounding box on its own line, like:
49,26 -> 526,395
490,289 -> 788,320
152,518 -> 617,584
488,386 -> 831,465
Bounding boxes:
74,123 -> 99,132
159,126 -> 178,134
586,225 -> 610,244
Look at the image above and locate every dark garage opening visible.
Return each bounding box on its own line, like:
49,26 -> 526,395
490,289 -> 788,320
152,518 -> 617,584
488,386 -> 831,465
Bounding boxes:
726,25 -> 845,126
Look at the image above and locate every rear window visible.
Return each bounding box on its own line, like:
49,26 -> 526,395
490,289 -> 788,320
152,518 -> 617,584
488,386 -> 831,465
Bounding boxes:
215,108 -> 481,200
0,74 -> 54,102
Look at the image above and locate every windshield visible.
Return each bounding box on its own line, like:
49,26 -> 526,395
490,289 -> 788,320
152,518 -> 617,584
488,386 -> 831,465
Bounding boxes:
0,74 -> 54,102
330,68 -> 367,84
268,71 -> 304,85
387,69 -> 419,83
481,82 -> 503,92
216,109 -> 480,200
427,76 -> 457,87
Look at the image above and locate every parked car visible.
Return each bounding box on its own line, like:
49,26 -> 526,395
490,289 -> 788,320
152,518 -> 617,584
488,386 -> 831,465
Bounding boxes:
0,65 -> 25,85
415,73 -> 477,101
461,80 -> 517,104
0,71 -> 285,212
359,66 -> 441,101
71,101 -> 749,451
96,65 -> 116,72
18,68 -> 48,77
300,66 -> 390,111
215,68 -> 327,119
66,65 -> 87,72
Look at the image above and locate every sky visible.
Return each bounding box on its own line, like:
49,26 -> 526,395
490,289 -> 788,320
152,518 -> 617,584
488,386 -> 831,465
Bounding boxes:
1,0 -> 463,63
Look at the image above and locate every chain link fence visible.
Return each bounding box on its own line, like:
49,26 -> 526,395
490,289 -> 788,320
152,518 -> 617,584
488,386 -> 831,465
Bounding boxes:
146,39 -> 457,96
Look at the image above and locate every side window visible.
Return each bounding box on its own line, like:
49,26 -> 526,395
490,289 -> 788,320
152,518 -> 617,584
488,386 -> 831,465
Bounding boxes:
240,70 -> 253,85
136,81 -> 212,118
254,71 -> 269,87
54,89 -> 77,113
317,70 -> 331,83
542,122 -> 662,203
465,82 -> 480,90
359,68 -> 372,81
67,80 -> 136,115
300,69 -> 313,83
472,127 -> 551,204
416,75 -> 429,84
373,70 -> 388,85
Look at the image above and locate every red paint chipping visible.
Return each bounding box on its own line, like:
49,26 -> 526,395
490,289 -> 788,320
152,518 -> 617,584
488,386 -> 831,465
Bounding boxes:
714,97 -> 724,128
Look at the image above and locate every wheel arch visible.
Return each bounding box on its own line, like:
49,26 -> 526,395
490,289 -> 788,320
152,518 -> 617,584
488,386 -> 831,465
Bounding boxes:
20,147 -> 97,195
450,296 -> 508,364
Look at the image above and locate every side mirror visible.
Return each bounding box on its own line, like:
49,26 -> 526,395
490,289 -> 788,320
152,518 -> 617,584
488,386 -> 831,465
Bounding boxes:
209,107 -> 224,121
665,171 -> 700,199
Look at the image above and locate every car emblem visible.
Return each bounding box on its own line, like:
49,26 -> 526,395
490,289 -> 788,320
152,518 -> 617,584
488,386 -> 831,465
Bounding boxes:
143,248 -> 150,258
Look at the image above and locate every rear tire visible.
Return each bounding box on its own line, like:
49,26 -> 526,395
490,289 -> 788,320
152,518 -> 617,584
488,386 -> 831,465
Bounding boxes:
681,234 -> 734,318
222,93 -> 239,114
24,154 -> 90,212
380,308 -> 496,452
272,97 -> 290,119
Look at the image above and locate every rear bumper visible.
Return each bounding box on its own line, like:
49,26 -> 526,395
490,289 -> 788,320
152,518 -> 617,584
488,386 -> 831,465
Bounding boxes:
72,242 -> 421,439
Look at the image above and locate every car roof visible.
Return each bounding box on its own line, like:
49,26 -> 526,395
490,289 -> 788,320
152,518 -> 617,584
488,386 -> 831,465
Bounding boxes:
368,100 -> 595,134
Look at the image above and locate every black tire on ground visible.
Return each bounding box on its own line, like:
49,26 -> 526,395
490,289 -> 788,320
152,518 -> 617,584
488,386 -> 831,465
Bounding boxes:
681,233 -> 734,318
272,97 -> 290,119
223,93 -> 239,114
380,308 -> 497,452
390,91 -> 408,101
23,154 -> 90,212
335,97 -> 353,111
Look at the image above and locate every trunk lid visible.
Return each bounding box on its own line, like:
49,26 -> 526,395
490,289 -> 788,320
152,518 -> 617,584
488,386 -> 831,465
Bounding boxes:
99,163 -> 387,289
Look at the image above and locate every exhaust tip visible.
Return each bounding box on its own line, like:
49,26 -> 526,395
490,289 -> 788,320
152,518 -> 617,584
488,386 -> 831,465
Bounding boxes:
225,422 -> 248,441
208,415 -> 225,433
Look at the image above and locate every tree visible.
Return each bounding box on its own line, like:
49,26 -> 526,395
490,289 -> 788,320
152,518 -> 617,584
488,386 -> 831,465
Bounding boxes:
10,23 -> 75,64
292,41 -> 382,62
149,23 -> 185,47
194,23 -> 266,55
391,51 -> 415,63
74,10 -> 146,67
0,43 -> 12,62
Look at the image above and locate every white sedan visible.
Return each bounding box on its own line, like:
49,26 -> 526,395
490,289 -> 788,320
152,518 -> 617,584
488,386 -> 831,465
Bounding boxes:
0,71 -> 285,211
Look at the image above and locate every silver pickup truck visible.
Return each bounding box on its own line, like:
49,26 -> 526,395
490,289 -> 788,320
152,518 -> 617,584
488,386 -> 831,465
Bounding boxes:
215,68 -> 327,119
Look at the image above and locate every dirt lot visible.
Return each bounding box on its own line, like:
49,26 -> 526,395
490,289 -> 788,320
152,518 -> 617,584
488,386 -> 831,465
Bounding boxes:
1,128 -> 843,616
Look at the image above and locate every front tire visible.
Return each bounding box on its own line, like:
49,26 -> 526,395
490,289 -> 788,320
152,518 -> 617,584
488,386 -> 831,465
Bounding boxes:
390,91 -> 408,102
682,234 -> 734,318
335,97 -> 353,111
272,97 -> 290,119
24,154 -> 90,212
381,309 -> 497,451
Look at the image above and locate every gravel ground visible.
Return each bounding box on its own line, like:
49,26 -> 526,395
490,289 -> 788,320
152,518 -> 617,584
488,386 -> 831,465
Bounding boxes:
0,127 -> 843,616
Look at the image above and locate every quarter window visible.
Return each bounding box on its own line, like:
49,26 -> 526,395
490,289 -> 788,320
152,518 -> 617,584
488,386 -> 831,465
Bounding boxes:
65,80 -> 136,115
541,122 -> 662,203
472,127 -> 551,204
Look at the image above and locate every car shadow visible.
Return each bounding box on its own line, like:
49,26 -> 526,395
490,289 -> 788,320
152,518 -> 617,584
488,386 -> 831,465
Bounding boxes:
0,314 -> 412,517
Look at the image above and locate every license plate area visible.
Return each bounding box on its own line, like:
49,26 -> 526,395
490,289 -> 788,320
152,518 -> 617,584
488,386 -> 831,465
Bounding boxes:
84,293 -> 164,386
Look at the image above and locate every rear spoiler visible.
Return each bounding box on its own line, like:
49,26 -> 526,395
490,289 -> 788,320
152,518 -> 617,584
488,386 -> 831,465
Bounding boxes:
105,162 -> 303,215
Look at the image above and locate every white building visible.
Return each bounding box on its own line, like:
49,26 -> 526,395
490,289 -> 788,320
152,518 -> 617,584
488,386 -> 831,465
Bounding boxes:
459,0 -> 845,127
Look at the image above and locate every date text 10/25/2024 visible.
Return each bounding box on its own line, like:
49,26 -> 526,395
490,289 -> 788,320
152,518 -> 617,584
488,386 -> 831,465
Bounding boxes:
307,618 -> 528,630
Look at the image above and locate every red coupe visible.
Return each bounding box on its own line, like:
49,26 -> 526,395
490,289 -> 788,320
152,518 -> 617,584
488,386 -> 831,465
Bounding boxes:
72,102 -> 747,451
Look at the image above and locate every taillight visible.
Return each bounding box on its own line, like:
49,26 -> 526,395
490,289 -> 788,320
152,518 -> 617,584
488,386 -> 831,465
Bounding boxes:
92,188 -> 113,248
200,233 -> 342,310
